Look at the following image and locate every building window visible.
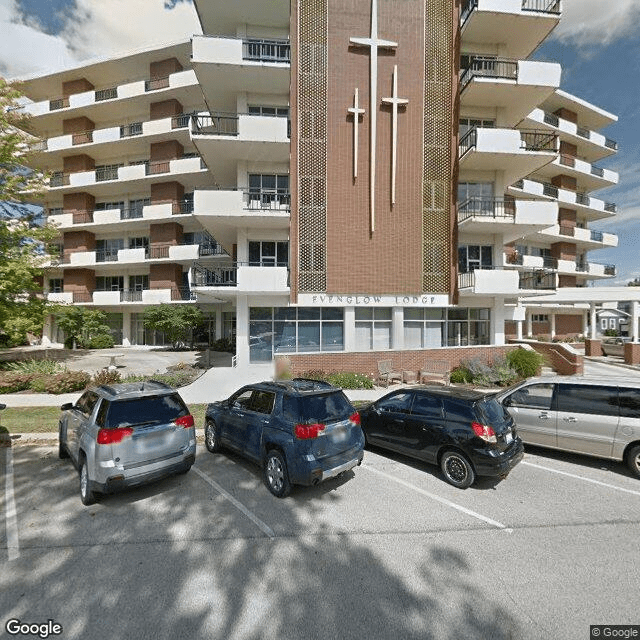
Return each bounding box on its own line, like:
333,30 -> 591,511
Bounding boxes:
95,276 -> 124,292
96,238 -> 124,262
248,105 -> 289,118
248,241 -> 289,267
458,117 -> 495,137
458,245 -> 493,273
130,275 -> 149,291
404,308 -> 445,349
531,314 -> 549,323
49,279 -> 63,293
249,307 -> 344,362
355,308 -> 392,351
95,200 -> 124,211
128,237 -> 149,252
457,182 -> 494,205
248,174 -> 289,207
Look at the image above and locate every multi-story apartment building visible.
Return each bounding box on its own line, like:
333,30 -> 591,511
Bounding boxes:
18,0 -> 619,368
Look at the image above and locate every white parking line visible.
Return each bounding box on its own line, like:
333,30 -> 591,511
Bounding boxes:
193,466 -> 275,538
364,465 -> 511,532
522,461 -> 640,497
4,447 -> 20,561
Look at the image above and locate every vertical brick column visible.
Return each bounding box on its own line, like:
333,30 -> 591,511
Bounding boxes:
624,342 -> 640,365
585,339 -> 602,357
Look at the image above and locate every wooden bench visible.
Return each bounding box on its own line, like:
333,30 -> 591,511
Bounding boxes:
377,360 -> 402,388
419,360 -> 450,386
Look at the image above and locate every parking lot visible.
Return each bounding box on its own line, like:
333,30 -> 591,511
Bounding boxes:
1,437 -> 639,640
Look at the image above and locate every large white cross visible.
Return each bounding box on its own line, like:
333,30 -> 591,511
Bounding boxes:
381,65 -> 408,205
350,0 -> 398,232
347,88 -> 365,179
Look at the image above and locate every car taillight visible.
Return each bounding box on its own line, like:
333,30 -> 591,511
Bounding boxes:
174,415 -> 194,428
97,427 -> 133,445
471,421 -> 497,444
295,423 -> 325,439
349,412 -> 361,426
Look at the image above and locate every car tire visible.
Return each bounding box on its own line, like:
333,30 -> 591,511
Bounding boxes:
204,419 -> 221,453
264,449 -> 291,498
440,450 -> 475,489
176,465 -> 191,475
79,457 -> 96,506
626,444 -> 640,479
58,429 -> 69,460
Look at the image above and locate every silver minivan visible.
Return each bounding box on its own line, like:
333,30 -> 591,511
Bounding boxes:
59,381 -> 197,504
497,376 -> 640,478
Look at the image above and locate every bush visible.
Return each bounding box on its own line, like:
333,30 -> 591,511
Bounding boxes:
0,372 -> 35,394
299,370 -> 327,381
4,359 -> 66,375
325,372 -> 374,390
506,348 -> 545,378
88,334 -> 115,349
148,371 -> 199,388
92,369 -> 122,385
211,337 -> 235,353
39,371 -> 91,394
449,367 -> 472,384
490,357 -> 520,387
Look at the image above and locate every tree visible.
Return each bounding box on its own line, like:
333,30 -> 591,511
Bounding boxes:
627,278 -> 640,287
54,307 -> 114,349
0,78 -> 57,345
143,305 -> 204,348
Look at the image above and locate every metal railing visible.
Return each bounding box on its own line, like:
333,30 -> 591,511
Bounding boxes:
243,38 -> 290,62
49,97 -> 69,111
72,130 -> 93,145
120,289 -> 143,302
519,130 -> 558,152
590,165 -> 605,177
120,207 -> 144,220
605,138 -> 618,151
198,243 -> 228,257
590,230 -> 603,242
458,271 -> 476,289
145,76 -> 170,92
72,292 -> 93,303
120,122 -> 143,138
49,172 -> 68,188
72,211 -> 94,224
604,265 -> 616,276
576,192 -> 590,206
459,128 -> 477,158
460,57 -> 518,91
576,126 -> 590,139
146,161 -> 170,175
31,140 -> 48,152
191,263 -> 238,287
542,256 -> 558,269
173,199 -> 194,215
522,0 -> 561,14
171,288 -> 197,301
461,0 -> 478,26
457,197 -> 516,222
95,87 -> 117,101
191,113 -> 239,136
519,271 -> 556,290
96,250 -> 119,263
559,225 -> 575,237
95,165 -> 120,182
543,112 -> 560,127
171,113 -> 193,129
604,202 -> 617,213
244,190 -> 291,211
542,182 -> 559,198
149,246 -> 170,260
575,262 -> 589,273
559,154 -> 575,168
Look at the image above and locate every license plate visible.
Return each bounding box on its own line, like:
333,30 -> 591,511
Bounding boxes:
504,431 -> 513,444
330,426 -> 348,443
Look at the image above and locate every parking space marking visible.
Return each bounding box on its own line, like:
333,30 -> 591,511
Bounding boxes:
193,466 -> 275,538
4,447 -> 20,561
364,465 -> 511,532
522,461 -> 640,497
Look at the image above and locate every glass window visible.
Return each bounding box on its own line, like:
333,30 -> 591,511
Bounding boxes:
403,308 -> 445,349
231,389 -> 254,410
322,322 -> 343,351
377,392 -> 413,414
298,322 -> 320,351
443,398 -> 475,422
411,394 -> 443,419
106,394 -> 188,428
250,391 -> 275,415
507,383 -> 555,410
355,307 -> 392,351
49,279 -> 63,293
556,384 -> 618,417
298,391 -> 353,422
618,388 -> 640,418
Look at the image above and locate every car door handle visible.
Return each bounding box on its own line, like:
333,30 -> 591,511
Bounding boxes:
563,417 -> 577,423
538,412 -> 549,420
393,419 -> 405,424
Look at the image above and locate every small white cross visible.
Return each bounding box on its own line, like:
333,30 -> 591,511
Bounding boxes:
381,65 -> 408,206
347,88 -> 366,179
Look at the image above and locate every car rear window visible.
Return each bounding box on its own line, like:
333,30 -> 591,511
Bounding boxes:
284,391 -> 354,423
475,398 -> 510,425
105,394 -> 189,428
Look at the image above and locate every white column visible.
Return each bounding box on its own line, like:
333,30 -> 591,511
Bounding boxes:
343,306 -> 356,352
41,315 -> 53,347
632,301 -> 639,342
215,308 -> 222,341
392,306 -> 404,350
582,310 -> 588,337
516,319 -> 523,340
492,298 -> 506,346
590,303 -> 597,340
550,313 -> 556,340
526,313 -> 533,338
122,311 -> 132,347
236,295 -> 249,367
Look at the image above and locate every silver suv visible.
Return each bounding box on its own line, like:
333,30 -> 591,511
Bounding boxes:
59,382 -> 196,505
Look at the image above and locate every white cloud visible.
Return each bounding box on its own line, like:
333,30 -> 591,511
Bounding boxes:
0,0 -> 201,79
554,0 -> 640,47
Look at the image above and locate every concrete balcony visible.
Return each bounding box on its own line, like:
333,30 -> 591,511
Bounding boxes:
507,178 -> 617,223
236,265 -> 289,294
46,292 -> 73,304
193,0 -> 289,34
193,188 -> 290,250
191,36 -> 290,110
191,113 -> 289,180
459,127 -> 558,186
560,261 -> 617,280
460,58 -> 560,126
190,262 -> 289,298
458,268 -> 520,296
523,108 -> 617,162
461,0 -> 561,59
457,197 -> 558,243
534,153 -> 618,192
536,225 -> 618,250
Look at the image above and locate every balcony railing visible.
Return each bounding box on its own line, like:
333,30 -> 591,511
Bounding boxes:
457,197 -> 516,222
49,97 -> 69,111
145,76 -> 170,92
576,126 -> 590,139
95,87 -> 117,102
459,128 -> 477,158
458,270 -> 476,289
543,112 -> 560,127
120,207 -> 144,220
460,0 -> 477,26
149,246 -> 170,260
590,230 -> 603,242
519,130 -> 558,152
50,172 -> 68,188
522,0 -> 561,14
576,192 -> 591,206
72,130 -> 93,145
73,211 -> 94,224
604,265 -> 616,276
96,165 -> 120,182
575,262 -> 589,273
120,289 -> 143,302
191,113 -> 239,136
460,57 -> 518,91
542,182 -> 558,198
559,225 -> 575,237
171,113 -> 193,129
171,288 -> 197,301
120,122 -> 143,138
191,263 -> 238,287
542,256 -> 558,269
31,140 -> 48,152
146,161 -> 170,175
604,202 -> 617,213
519,271 -> 556,290
245,190 -> 291,211
243,38 -> 290,63
605,138 -> 618,151
173,199 -> 194,215
198,242 -> 228,257
96,250 -> 119,263
72,291 -> 93,303
590,165 -> 605,178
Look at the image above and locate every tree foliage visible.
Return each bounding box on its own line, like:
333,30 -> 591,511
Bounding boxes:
143,305 -> 204,348
0,78 -> 58,345
54,307 -> 114,349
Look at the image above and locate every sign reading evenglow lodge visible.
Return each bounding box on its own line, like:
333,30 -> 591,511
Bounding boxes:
297,294 -> 450,307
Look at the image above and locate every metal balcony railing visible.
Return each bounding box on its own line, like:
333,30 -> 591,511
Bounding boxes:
591,165 -> 605,178
96,165 -> 121,182
460,0 -> 478,26
72,291 -> 93,303
96,250 -> 119,263
149,246 -> 170,260
171,288 -> 197,301
191,263 -> 238,287
173,199 -> 194,215
576,126 -> 590,139
171,113 -> 193,129
460,57 -> 518,91
575,262 -> 589,273
31,140 -> 48,152
120,289 -> 143,302
49,97 -> 69,111
245,190 -> 291,211
459,128 -> 477,158
590,230 -> 604,242
72,130 -> 93,145
457,197 -> 516,222
604,265 -> 616,276
198,242 -> 228,257
604,202 -> 617,213
49,172 -> 68,187
120,122 -> 143,138
576,192 -> 591,206
542,256 -> 558,269
95,87 -> 117,102
458,270 -> 476,289
146,161 -> 170,175
519,271 -> 556,290
542,182 -> 558,198
243,38 -> 290,62
522,0 -> 561,15
120,207 -> 144,220
519,130 -> 558,152
191,113 -> 239,136
605,138 -> 618,151
72,211 -> 94,224
145,76 -> 170,92
543,112 -> 560,127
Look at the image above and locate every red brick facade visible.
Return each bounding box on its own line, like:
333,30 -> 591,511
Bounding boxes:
149,58 -> 183,79
150,263 -> 183,290
150,99 -> 184,120
151,181 -> 184,205
62,78 -> 94,96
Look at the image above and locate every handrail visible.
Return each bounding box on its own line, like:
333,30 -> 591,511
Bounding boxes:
460,57 -> 518,91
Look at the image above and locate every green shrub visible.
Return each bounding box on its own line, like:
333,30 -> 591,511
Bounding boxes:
506,348 -> 545,378
121,374 -> 146,383
88,334 -> 115,349
299,370 -> 327,381
92,369 -> 122,385
325,372 -> 374,390
29,376 -> 49,393
211,337 -> 235,353
4,359 -> 66,375
40,371 -> 91,394
490,357 -> 520,387
0,372 -> 35,394
148,371 -> 199,388
449,367 -> 472,384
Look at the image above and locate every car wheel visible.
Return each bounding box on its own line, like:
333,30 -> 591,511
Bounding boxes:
440,450 -> 475,489
79,457 -> 96,506
264,449 -> 291,498
626,444 -> 640,479
58,429 -> 69,460
204,419 -> 221,453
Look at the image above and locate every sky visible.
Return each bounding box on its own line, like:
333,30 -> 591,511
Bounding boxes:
0,0 -> 637,285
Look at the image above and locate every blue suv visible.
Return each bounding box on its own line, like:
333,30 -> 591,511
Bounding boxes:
204,379 -> 365,497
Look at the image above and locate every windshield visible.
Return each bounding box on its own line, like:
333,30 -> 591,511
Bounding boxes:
106,394 -> 189,428
475,398 -> 510,426
292,391 -> 354,423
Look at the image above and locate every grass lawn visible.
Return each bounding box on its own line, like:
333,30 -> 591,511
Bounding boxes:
0,404 -> 208,434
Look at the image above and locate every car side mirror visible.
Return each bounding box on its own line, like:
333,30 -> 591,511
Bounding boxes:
60,402 -> 73,411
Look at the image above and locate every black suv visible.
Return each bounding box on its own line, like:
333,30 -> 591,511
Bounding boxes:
359,386 -> 523,488
204,379 -> 365,497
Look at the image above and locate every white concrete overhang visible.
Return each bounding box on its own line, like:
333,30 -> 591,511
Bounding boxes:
542,89 -> 618,131
193,0 -> 289,35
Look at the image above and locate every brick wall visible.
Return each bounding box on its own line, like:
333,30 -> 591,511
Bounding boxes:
151,181 -> 184,205
62,116 -> 95,135
552,174 -> 577,191
558,208 -> 576,227
551,241 -> 576,261
149,263 -> 183,290
150,140 -> 183,162
63,192 -> 95,214
558,275 -> 577,288
554,107 -> 577,124
63,230 -> 96,254
150,99 -> 184,120
63,155 -> 95,174
284,345 -> 519,378
63,269 -> 95,295
624,342 -> 640,365
559,141 -> 577,157
505,316 -> 583,339
62,78 -> 94,96
149,58 -> 183,79
150,222 -> 183,246
555,314 -> 582,336
509,339 -> 583,375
